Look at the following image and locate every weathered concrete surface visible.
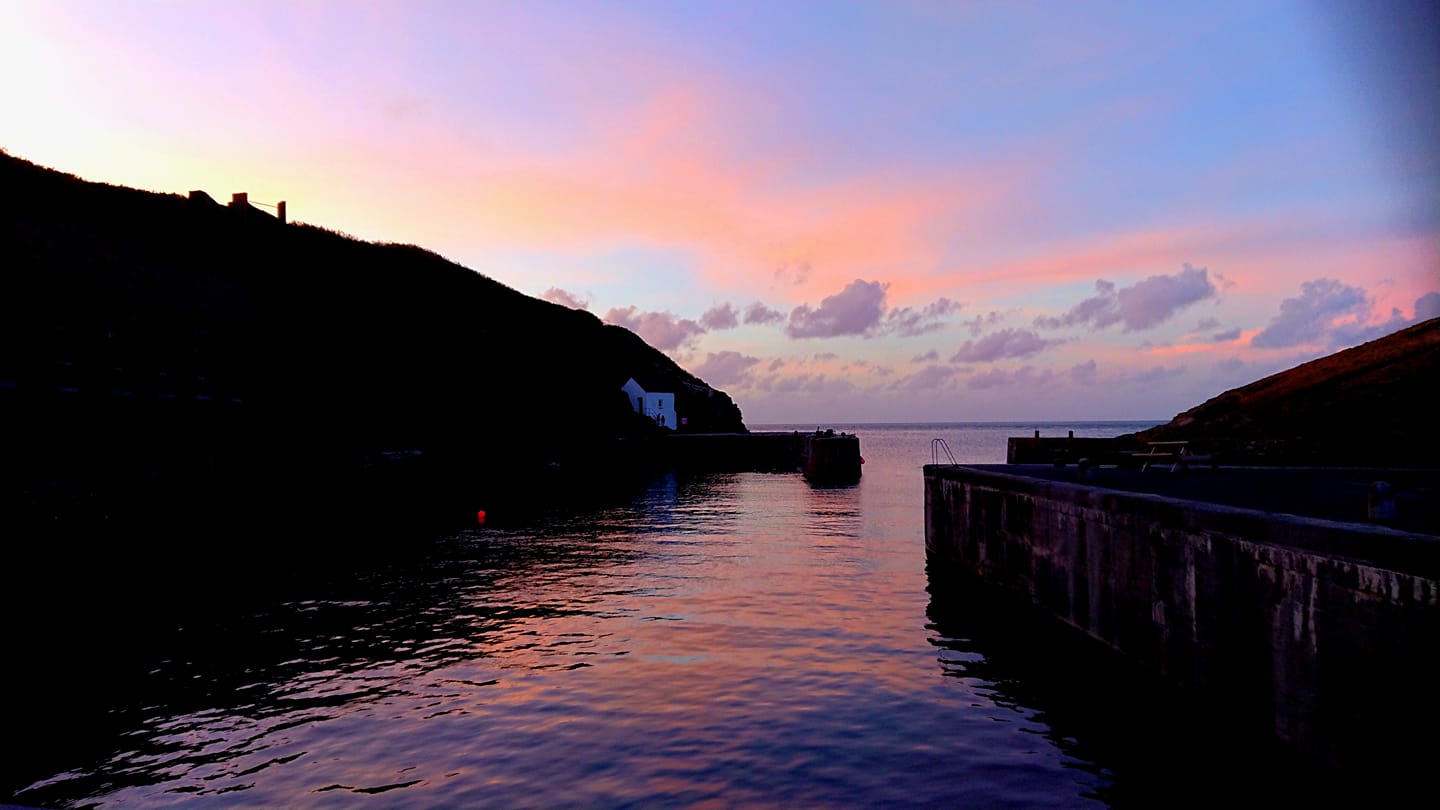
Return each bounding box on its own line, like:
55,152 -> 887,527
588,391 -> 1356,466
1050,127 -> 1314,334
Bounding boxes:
925,464 -> 1439,808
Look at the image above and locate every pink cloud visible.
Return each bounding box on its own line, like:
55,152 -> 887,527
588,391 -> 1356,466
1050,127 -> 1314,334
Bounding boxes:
884,297 -> 962,337
1069,360 -> 1098,385
966,366 -> 1054,390
895,216 -> 1436,313
1251,282 -> 1436,350
541,287 -> 590,310
700,303 -> 740,330
744,302 -> 786,325
1148,328 -> 1264,358
692,350 -> 761,387
950,328 -> 1062,363
1034,264 -> 1217,332
892,365 -> 958,391
786,280 -> 889,339
962,311 -> 1006,336
603,306 -> 706,352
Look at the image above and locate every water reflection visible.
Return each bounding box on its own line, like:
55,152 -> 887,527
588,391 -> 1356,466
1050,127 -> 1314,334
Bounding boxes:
6,425 -> 1390,809
14,478 -> 684,806
922,561 -> 1385,810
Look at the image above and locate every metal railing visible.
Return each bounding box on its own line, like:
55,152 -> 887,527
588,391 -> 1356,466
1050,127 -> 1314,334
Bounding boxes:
931,437 -> 957,465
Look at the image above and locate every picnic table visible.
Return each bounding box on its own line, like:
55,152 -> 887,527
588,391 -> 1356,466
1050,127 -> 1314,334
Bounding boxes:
1136,440 -> 1216,471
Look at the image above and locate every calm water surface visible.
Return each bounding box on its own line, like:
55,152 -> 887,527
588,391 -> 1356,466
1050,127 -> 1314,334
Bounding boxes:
7,422 -> 1363,808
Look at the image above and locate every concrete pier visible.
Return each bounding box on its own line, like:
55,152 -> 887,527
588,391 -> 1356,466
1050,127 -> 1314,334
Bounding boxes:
924,463 -> 1438,808
642,430 -> 861,482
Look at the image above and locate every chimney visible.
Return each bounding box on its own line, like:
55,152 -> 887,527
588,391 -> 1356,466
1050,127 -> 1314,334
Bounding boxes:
230,192 -> 248,207
277,200 -> 286,224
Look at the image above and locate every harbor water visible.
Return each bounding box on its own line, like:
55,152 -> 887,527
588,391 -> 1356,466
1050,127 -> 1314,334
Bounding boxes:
3,422 -> 1375,808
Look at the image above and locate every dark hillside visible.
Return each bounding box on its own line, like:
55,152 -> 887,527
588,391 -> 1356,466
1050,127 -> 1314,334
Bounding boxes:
1133,317 -> 1440,466
0,152 -> 745,539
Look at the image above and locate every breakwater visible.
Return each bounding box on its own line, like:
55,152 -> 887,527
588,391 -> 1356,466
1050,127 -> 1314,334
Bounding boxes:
631,430 -> 862,483
924,463 -> 1439,809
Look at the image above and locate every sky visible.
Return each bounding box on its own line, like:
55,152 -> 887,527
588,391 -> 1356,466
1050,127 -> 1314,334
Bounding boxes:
4,1 -> 1437,424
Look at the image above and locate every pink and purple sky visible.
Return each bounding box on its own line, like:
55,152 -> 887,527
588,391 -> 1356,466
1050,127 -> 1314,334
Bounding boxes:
5,1 -> 1436,423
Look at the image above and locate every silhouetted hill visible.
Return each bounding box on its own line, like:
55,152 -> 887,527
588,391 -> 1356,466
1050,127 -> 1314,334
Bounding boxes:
1133,317 -> 1440,466
0,151 -> 745,537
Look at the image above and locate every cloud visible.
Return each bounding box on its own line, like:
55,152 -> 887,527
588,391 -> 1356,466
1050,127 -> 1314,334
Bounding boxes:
966,365 -> 1054,390
760,372 -> 855,396
950,328 -> 1062,363
785,279 -> 889,338
774,260 -> 812,286
541,287 -> 590,310
743,302 -> 786,325
1323,291 -> 1440,347
1331,307 -> 1412,347
893,364 -> 957,391
1196,317 -> 1221,330
813,352 -> 838,361
1126,365 -> 1185,384
1069,360 -> 1098,385
700,303 -> 739,330
692,350 -> 760,387
1035,264 -> 1217,332
911,349 -> 939,363
1250,278 -> 1370,348
603,306 -> 706,351
1035,279 -> 1121,330
1119,265 -> 1219,330
767,358 -> 786,372
1416,291 -> 1440,321
885,296 -> 962,337
1210,328 -> 1242,342
963,311 -> 1005,336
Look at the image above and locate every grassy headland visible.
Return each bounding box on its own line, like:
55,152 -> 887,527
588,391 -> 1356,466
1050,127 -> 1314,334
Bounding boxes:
1,151 -> 745,541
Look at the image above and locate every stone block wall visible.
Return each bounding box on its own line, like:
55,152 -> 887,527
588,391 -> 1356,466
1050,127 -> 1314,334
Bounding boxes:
924,464 -> 1439,805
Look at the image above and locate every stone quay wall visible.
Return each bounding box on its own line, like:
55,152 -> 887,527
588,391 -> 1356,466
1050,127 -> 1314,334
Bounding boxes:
924,463 -> 1438,806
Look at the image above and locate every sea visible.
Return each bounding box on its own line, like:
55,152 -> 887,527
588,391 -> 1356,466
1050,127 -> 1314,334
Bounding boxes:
3,421 -> 1378,809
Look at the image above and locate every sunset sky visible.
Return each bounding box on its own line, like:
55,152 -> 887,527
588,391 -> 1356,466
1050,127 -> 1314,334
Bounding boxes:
5,1 -> 1436,424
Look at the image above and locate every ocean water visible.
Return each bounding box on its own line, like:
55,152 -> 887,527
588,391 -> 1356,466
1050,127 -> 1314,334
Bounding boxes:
4,421 -> 1373,808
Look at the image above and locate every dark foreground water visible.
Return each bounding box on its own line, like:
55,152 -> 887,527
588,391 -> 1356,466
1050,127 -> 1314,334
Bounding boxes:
3,422 -> 1380,808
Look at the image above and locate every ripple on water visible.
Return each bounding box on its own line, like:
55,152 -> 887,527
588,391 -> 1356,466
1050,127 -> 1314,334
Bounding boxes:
12,423 -> 1374,809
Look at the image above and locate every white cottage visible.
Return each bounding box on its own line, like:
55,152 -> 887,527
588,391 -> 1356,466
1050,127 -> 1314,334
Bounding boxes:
621,376 -> 678,430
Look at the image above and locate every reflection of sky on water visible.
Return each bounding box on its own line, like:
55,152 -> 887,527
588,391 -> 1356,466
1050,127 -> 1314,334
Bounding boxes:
11,423 -> 1371,809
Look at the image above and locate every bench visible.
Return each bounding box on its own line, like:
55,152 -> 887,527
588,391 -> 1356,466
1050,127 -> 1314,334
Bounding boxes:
1136,441 -> 1217,471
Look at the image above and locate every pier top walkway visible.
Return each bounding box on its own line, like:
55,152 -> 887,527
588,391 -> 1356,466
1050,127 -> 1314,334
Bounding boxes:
934,463 -> 1440,537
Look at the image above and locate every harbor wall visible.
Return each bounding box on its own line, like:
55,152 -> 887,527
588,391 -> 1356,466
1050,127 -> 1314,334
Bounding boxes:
648,431 -> 806,471
923,464 -> 1439,807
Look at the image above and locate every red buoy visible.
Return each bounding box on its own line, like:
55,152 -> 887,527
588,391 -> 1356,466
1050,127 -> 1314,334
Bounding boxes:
477,510 -> 487,525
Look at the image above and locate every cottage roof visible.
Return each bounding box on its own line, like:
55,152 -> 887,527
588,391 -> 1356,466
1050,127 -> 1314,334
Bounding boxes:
625,373 -> 672,394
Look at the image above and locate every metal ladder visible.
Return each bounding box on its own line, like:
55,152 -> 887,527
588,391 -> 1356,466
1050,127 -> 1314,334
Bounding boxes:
931,437 -> 957,464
